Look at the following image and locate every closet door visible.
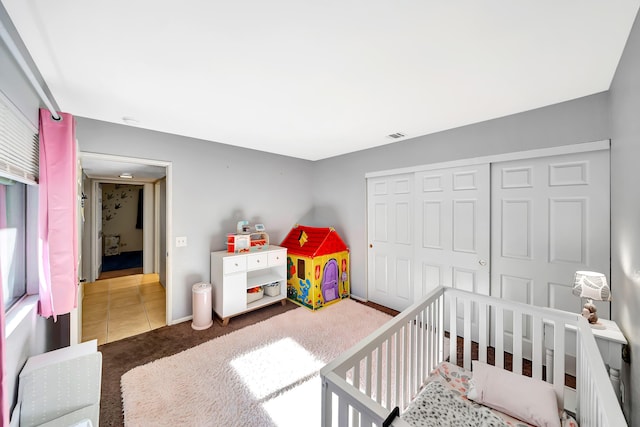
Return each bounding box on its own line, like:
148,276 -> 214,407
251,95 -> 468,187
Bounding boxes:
414,164 -> 491,298
415,165 -> 490,340
491,149 -> 610,350
367,174 -> 414,311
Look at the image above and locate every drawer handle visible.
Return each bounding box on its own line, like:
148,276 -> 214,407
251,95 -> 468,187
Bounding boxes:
234,263 -> 238,267
256,259 -> 260,263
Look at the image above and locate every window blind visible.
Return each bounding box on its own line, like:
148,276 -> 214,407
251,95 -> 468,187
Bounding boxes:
0,92 -> 38,183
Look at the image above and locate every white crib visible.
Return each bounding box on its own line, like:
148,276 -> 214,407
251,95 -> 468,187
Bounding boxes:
320,287 -> 626,427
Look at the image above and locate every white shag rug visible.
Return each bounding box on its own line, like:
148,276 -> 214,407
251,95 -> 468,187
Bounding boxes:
121,299 -> 391,426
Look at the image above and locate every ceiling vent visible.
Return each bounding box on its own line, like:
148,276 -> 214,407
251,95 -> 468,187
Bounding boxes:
386,132 -> 406,139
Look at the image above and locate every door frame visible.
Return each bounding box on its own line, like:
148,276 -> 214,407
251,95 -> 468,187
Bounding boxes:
80,152 -> 173,325
364,139 -> 610,302
93,181 -> 103,279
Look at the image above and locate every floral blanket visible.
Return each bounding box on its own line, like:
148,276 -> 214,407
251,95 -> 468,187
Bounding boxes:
402,380 -> 511,426
401,362 -> 578,427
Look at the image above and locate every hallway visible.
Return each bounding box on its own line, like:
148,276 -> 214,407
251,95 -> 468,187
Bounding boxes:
82,273 -> 166,344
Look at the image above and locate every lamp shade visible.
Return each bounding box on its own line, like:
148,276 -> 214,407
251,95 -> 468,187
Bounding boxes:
572,271 -> 611,301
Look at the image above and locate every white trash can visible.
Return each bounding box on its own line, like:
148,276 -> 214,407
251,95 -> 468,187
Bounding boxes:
192,282 -> 213,330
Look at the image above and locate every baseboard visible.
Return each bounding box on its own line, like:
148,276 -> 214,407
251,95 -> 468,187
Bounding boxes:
170,315 -> 192,325
350,294 -> 367,302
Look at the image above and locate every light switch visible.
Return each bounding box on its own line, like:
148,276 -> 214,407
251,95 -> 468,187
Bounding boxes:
176,236 -> 187,247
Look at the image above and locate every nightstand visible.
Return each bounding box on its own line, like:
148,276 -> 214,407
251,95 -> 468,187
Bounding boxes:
544,317 -> 627,405
590,318 -> 627,403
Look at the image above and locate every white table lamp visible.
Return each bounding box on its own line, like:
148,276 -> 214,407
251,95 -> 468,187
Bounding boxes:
572,271 -> 611,329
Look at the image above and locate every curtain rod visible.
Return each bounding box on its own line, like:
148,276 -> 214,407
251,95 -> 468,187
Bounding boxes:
0,21 -> 61,121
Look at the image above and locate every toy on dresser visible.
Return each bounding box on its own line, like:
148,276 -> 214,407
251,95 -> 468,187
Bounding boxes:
227,221 -> 269,253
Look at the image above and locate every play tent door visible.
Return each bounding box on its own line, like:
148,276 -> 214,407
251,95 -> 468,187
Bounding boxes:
322,259 -> 339,302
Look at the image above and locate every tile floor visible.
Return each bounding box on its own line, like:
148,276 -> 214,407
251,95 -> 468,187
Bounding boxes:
81,273 -> 166,345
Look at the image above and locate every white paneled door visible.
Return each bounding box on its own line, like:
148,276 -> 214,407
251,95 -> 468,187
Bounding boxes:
367,165 -> 490,312
367,174 -> 414,311
414,165 -> 491,300
491,150 -> 610,322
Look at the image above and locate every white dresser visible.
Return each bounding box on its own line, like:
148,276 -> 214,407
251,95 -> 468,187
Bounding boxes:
210,245 -> 287,325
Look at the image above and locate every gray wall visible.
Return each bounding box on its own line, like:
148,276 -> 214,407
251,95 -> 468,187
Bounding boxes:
75,118 -> 314,321
313,93 -> 611,300
0,41 -> 38,128
610,10 -> 640,427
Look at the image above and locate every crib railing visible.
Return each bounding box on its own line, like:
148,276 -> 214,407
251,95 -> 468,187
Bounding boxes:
320,286 -> 627,427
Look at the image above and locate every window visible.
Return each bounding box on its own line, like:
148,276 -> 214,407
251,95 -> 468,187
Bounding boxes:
1,178 -> 27,310
0,91 -> 39,312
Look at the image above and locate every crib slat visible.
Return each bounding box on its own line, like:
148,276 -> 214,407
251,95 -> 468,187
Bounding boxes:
478,301 -> 488,363
495,306 -> 504,369
365,354 -> 372,399
323,382 -> 333,427
353,361 -> 360,395
532,315 -> 542,380
553,322 -> 565,409
428,304 -> 434,374
432,301 -> 438,368
421,307 -> 428,383
404,323 -> 410,408
350,405 -> 359,427
411,314 -> 417,396
450,294 -> 457,364
418,309 -> 424,386
386,337 -> 392,409
463,298 -> 472,370
395,329 -> 401,409
338,397 -> 348,427
513,310 -> 523,374
438,294 -> 444,364
361,412 -> 373,427
375,345 -> 382,404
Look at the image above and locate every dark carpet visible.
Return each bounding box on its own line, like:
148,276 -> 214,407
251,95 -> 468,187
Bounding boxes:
102,251 -> 143,272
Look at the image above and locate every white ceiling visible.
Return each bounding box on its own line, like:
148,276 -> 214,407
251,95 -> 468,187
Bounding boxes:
3,1 -> 639,161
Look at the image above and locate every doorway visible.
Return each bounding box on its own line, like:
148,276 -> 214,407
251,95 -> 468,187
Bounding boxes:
77,152 -> 172,344
98,183 -> 145,280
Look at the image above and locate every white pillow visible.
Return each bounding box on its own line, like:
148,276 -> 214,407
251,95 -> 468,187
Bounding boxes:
468,360 -> 561,427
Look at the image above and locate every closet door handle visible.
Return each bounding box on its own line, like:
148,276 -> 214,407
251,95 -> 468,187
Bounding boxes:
478,259 -> 487,266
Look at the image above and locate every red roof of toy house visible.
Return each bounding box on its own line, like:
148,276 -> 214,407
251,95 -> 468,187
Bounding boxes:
280,225 -> 348,257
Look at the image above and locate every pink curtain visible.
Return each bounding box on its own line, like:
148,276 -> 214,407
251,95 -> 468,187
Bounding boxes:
38,109 -> 78,319
0,185 -> 8,427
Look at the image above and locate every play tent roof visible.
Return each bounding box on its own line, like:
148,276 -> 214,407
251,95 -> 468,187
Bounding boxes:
280,225 -> 348,257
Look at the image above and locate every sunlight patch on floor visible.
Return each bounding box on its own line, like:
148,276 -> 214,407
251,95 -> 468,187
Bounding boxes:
261,376 -> 320,426
230,337 -> 324,400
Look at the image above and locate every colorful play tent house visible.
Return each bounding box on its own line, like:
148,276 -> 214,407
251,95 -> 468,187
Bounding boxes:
280,225 -> 350,310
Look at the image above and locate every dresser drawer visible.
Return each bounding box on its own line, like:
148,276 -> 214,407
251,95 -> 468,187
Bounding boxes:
223,256 -> 246,274
247,253 -> 268,270
268,250 -> 286,266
